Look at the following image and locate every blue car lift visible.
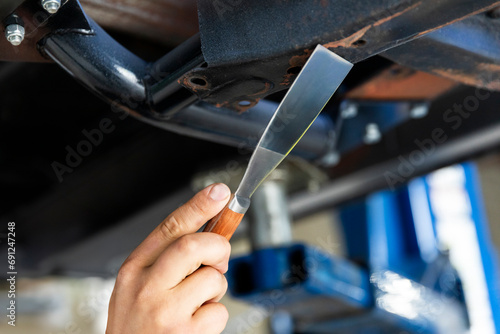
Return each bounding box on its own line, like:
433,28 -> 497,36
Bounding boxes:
226,163 -> 500,333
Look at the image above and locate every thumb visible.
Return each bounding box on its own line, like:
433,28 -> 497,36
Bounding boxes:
169,183 -> 232,236
126,183 -> 231,268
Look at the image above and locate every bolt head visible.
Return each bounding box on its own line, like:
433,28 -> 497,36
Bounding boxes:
5,24 -> 25,46
321,151 -> 340,167
42,0 -> 61,14
364,123 -> 382,145
410,104 -> 428,119
341,103 -> 358,119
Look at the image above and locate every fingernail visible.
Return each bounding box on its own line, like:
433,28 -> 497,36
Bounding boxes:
209,183 -> 230,201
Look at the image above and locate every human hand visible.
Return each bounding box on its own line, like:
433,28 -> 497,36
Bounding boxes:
106,183 -> 232,334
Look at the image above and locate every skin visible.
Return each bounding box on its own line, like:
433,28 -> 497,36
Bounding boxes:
106,183 -> 232,334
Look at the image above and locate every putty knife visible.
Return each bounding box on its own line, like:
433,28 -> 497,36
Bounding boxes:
204,45 -> 353,240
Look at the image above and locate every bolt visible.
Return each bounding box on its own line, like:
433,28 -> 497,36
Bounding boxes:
42,0 -> 61,14
364,123 -> 382,145
5,24 -> 25,46
410,104 -> 429,119
341,103 -> 358,119
321,151 -> 340,167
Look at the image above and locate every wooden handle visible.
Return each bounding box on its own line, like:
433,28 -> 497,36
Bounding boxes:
203,195 -> 245,240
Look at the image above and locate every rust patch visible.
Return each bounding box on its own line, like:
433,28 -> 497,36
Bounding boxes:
289,49 -> 314,68
215,99 -> 260,113
373,1 -> 422,27
414,1 -> 500,39
179,76 -> 195,90
281,1 -> 422,86
348,65 -> 458,100
281,74 -> 295,87
235,99 -> 260,112
478,63 -> 500,73
323,26 -> 372,49
248,82 -> 273,96
323,1 -> 421,49
282,49 -> 314,86
179,74 -> 211,93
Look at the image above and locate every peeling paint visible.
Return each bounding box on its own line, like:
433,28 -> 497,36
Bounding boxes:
281,2 -> 425,87
282,49 -> 314,86
289,49 -> 314,68
248,81 -> 273,96
281,73 -> 295,86
414,1 -> 500,39
179,75 -> 209,93
282,2 -> 423,87
323,25 -> 372,49
373,1 -> 422,27
323,1 -> 422,49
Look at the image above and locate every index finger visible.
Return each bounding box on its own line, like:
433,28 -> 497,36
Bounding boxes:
125,183 -> 231,268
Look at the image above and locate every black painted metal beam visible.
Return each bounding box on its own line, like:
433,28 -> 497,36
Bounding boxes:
192,0 -> 500,110
383,11 -> 500,91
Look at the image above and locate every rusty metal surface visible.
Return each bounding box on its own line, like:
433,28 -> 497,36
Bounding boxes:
2,0 -> 498,111
347,65 -> 459,100
383,11 -> 500,91
197,0 -> 500,66
187,0 -> 500,111
80,0 -> 198,45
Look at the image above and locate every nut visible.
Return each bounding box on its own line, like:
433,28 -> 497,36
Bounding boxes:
5,24 -> 25,46
42,0 -> 61,14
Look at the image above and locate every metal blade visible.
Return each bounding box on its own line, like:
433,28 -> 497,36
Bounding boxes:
230,45 -> 353,213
